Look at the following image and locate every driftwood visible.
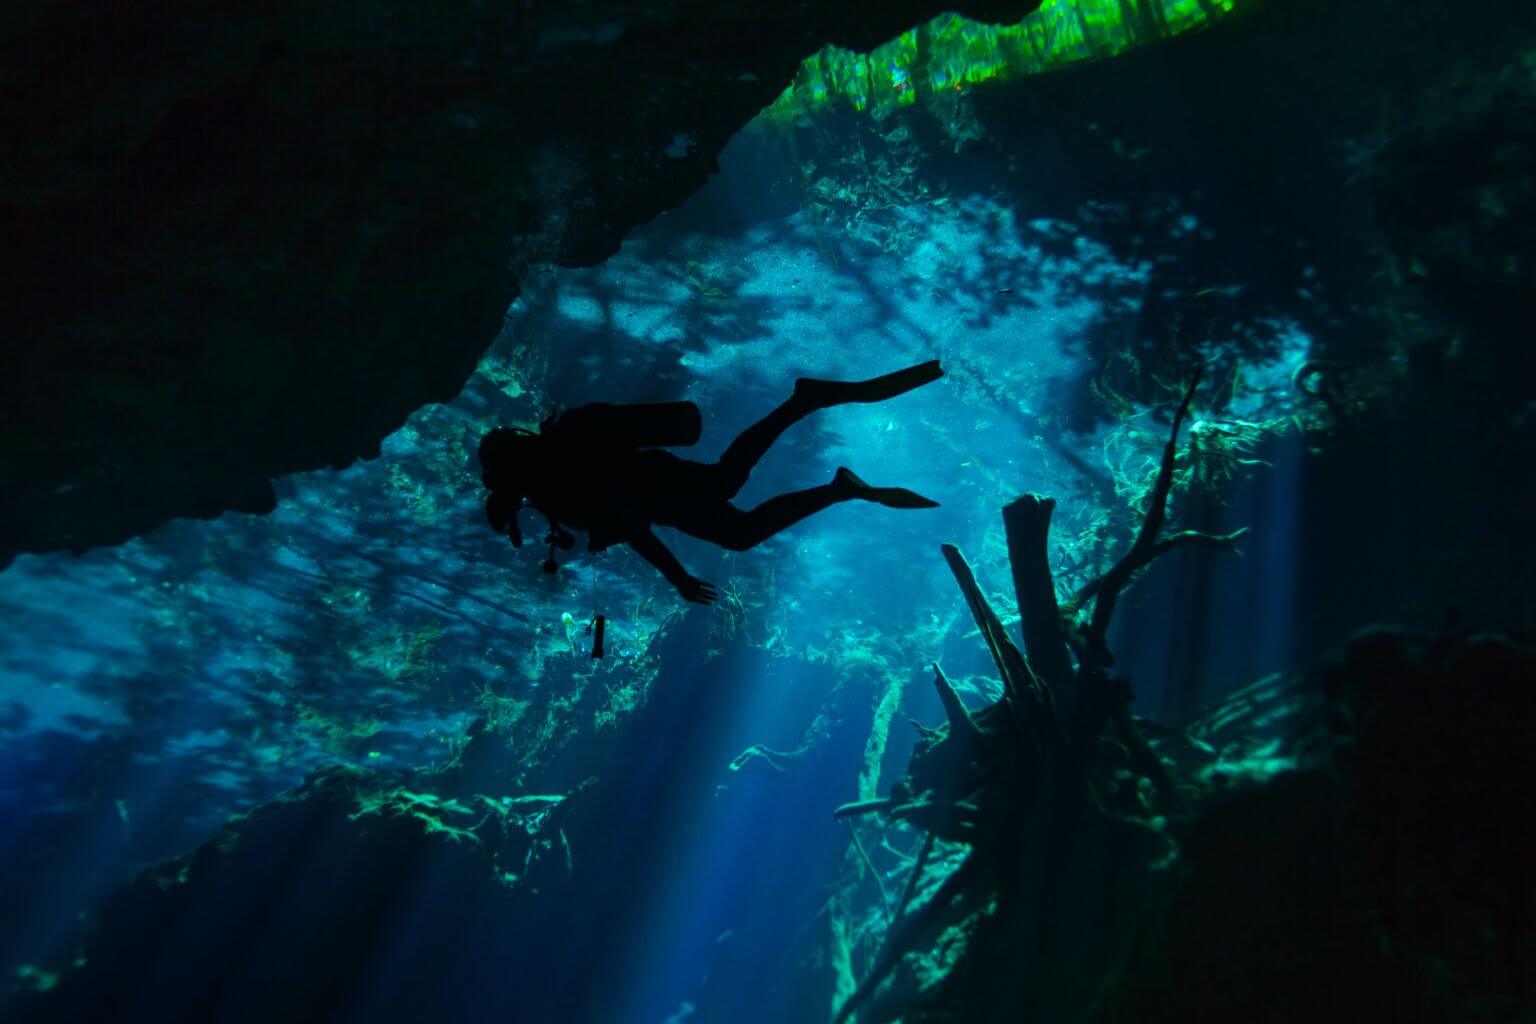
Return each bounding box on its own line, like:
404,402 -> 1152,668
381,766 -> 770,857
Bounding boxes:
830,368 -> 1246,1024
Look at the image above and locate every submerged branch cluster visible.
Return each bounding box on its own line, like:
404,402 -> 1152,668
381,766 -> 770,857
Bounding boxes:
831,367 -> 1245,1024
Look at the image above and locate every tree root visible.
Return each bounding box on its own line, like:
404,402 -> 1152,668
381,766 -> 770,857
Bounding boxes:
826,366 -> 1249,1021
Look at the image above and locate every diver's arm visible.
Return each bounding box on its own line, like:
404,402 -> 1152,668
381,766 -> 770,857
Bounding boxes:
486,491 -> 525,547
627,528 -> 717,605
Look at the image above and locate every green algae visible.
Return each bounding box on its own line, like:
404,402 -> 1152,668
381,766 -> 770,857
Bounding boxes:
765,1 -> 1250,124
295,704 -> 384,756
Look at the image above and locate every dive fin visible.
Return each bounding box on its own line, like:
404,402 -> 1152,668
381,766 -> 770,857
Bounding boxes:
834,467 -> 940,509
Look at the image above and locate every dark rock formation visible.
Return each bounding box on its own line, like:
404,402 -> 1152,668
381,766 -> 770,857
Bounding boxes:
1112,628 -> 1536,1024
0,0 -> 1038,567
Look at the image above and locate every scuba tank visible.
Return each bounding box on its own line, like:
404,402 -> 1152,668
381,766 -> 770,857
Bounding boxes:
554,401 -> 702,449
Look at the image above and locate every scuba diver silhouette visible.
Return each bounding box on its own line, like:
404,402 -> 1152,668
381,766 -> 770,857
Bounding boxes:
478,360 -> 943,604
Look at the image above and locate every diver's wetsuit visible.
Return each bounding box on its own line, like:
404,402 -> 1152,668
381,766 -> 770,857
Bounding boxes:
483,360 -> 943,603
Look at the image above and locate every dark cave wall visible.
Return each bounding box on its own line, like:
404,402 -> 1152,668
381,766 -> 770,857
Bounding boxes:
0,0 -> 1041,568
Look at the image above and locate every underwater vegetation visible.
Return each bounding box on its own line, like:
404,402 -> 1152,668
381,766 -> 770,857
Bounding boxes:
767,0 -> 1248,123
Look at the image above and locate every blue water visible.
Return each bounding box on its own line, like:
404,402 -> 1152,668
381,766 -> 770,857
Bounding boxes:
0,119 -> 1310,1016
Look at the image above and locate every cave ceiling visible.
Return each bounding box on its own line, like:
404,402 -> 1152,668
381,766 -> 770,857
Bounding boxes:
0,0 -> 1041,566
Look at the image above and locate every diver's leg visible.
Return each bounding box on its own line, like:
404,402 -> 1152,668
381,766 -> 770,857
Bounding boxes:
678,487 -> 844,551
714,398 -> 817,498
678,469 -> 937,551
715,360 -> 944,496
792,359 -> 943,410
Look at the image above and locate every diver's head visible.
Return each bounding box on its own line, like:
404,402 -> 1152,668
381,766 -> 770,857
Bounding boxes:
478,427 -> 542,545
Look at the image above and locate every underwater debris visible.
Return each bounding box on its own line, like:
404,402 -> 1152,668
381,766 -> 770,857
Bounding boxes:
830,367 -> 1248,1024
818,340 -> 1536,1023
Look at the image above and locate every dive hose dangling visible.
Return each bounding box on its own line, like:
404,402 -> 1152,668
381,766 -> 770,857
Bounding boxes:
591,615 -> 606,659
588,551 -> 606,659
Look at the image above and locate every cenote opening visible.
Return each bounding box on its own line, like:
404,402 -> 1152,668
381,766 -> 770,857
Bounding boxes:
2,2 -> 1534,1022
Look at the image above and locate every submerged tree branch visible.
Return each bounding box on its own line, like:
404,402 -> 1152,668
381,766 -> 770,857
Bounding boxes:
891,831 -> 936,929
1002,495 -> 1076,696
831,852 -> 984,1024
941,543 -> 1062,757
834,798 -> 895,820
1085,366 -> 1205,655
932,663 -> 981,740
1074,527 -> 1249,605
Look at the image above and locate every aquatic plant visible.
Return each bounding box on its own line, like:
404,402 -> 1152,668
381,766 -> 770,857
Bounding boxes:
295,704 -> 383,757
785,124 -> 939,257
346,621 -> 446,689
1098,374 -> 1274,512
764,1 -> 1252,125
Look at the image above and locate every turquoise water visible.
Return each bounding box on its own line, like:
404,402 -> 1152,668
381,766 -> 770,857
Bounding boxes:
4,84 -> 1310,1024
6,0 -> 1536,1020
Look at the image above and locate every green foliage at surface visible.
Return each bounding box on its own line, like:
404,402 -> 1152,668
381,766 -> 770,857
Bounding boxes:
766,0 -> 1251,123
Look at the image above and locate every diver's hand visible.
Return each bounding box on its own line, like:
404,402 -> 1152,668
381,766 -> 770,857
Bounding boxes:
677,576 -> 718,605
628,529 -> 711,604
